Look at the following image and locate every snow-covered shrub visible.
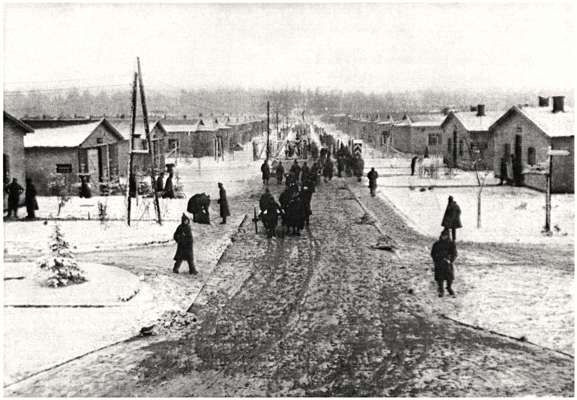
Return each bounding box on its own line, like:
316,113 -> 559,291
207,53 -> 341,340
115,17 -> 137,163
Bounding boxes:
47,173 -> 71,216
37,224 -> 87,287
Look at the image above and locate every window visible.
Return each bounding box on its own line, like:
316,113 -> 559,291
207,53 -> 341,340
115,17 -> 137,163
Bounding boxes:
56,164 -> 73,173
527,147 -> 536,166
96,137 -> 104,144
428,134 -> 441,146
516,125 -> 523,133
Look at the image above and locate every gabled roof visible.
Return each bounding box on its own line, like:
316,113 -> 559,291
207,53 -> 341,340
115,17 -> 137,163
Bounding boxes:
4,111 -> 34,133
490,105 -> 574,138
111,120 -> 167,140
23,119 -> 124,148
441,110 -> 504,132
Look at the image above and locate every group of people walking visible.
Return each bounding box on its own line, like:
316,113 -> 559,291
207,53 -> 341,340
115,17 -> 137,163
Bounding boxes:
258,160 -> 318,237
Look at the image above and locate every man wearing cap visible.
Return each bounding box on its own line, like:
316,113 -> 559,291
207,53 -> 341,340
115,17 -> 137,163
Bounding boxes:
430,229 -> 457,297
173,214 -> 197,275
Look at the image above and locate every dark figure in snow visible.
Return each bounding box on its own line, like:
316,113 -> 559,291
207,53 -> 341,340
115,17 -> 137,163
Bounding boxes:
441,196 -> 462,242
217,182 -> 230,224
187,193 -> 211,224
367,168 -> 379,197
261,196 -> 282,238
79,176 -> 92,198
173,213 -> 197,275
286,191 -> 305,235
353,155 -> 365,182
156,173 -> 165,193
311,161 -> 321,187
6,178 -> 24,218
290,160 -> 301,182
261,161 -> 270,185
301,162 -> 310,183
323,157 -> 334,182
499,157 -> 508,185
431,229 -> 457,297
337,156 -> 345,177
259,187 -> 275,212
301,183 -> 314,226
276,161 -> 285,185
25,178 -> 38,219
411,156 -> 419,176
162,173 -> 175,199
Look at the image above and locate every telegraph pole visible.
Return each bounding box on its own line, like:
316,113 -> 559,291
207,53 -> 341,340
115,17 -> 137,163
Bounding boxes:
126,72 -> 138,226
137,57 -> 162,225
266,101 -> 270,161
276,109 -> 279,140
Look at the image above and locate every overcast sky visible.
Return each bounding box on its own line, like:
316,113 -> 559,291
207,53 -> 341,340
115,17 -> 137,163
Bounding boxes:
3,2 -> 576,94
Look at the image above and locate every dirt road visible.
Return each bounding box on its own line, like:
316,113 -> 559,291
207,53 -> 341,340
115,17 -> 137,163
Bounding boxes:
5,179 -> 573,396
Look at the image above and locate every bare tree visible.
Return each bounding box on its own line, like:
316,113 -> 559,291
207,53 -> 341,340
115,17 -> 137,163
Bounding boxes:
463,139 -> 492,229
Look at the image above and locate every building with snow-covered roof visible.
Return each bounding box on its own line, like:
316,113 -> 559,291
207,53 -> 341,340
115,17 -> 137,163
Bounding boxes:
4,111 -> 34,189
489,96 -> 574,193
23,119 -> 125,195
441,105 -> 504,169
390,113 -> 446,154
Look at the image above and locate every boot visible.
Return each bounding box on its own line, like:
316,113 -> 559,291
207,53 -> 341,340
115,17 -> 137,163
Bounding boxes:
447,285 -> 455,297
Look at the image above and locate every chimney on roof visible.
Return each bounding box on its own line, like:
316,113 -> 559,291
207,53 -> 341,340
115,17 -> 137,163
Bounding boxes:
182,114 -> 186,120
538,96 -> 550,107
476,104 -> 486,117
470,105 -> 477,112
552,96 -> 565,113
198,113 -> 203,118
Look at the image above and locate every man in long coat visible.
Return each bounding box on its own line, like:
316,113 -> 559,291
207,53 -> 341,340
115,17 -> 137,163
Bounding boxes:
290,160 -> 301,182
353,155 -> 365,182
6,178 -> 24,218
367,167 -> 379,197
301,183 -> 314,226
261,161 -> 271,185
323,157 -> 334,182
301,162 -> 310,184
276,161 -> 285,185
173,214 -> 198,275
441,196 -> 462,242
162,173 -> 175,199
25,178 -> 38,220
217,182 -> 230,224
411,156 -> 419,176
431,229 -> 457,297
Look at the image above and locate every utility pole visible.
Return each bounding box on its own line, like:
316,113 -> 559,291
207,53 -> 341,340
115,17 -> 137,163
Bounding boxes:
276,109 -> 279,140
544,146 -> 569,232
137,57 -> 162,225
126,72 -> 138,226
266,101 -> 270,161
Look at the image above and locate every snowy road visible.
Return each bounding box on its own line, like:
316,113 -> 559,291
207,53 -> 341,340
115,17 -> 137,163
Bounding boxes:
6,179 -> 573,397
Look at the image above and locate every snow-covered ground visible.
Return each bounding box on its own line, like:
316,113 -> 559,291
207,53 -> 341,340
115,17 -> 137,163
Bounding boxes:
376,184 -> 573,245
4,262 -> 158,385
4,143 -> 266,386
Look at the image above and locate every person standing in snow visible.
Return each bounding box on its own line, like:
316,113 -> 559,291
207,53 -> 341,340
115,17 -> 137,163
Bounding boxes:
261,160 -> 270,185
411,156 -> 419,176
430,229 -> 457,297
162,173 -> 175,199
441,196 -> 462,242
276,161 -> 285,185
217,182 -> 230,224
6,178 -> 24,218
25,178 -> 38,220
367,167 -> 379,197
173,214 -> 197,275
290,160 -> 301,182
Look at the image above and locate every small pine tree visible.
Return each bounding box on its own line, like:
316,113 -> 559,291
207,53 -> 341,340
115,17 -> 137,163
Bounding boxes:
37,224 -> 87,287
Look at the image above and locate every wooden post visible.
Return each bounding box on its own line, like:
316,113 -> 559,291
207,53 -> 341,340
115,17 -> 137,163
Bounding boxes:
137,57 -> 162,225
545,147 -> 552,232
126,72 -> 138,226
